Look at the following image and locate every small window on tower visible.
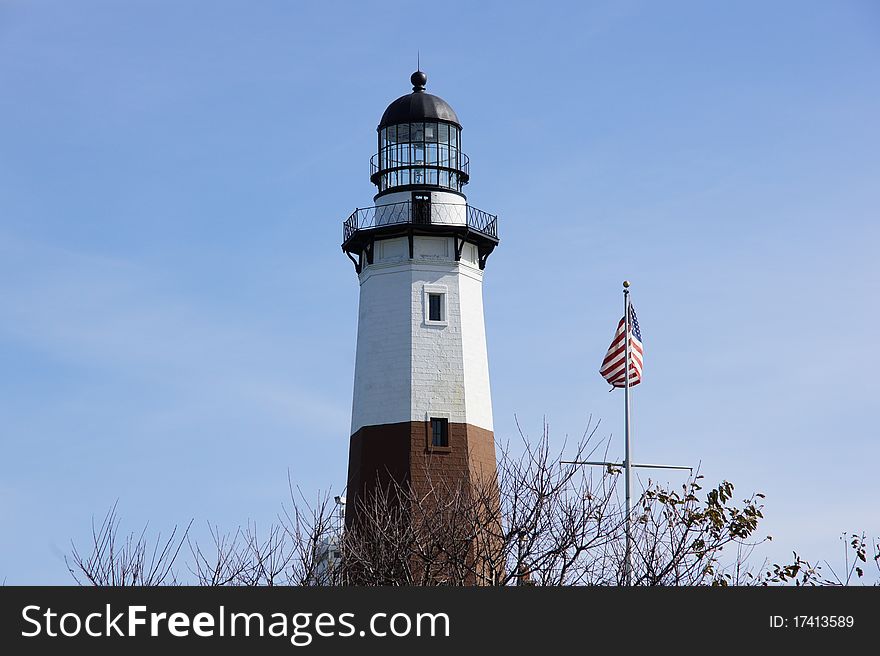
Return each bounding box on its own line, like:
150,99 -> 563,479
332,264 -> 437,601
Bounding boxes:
428,293 -> 442,322
430,418 -> 449,447
423,285 -> 448,326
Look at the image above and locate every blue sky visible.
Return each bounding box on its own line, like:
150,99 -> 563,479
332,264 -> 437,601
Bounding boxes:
1,0 -> 878,583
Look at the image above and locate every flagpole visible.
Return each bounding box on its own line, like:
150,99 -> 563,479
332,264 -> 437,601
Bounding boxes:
623,280 -> 632,586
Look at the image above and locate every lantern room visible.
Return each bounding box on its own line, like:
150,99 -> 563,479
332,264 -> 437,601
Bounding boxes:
371,71 -> 470,197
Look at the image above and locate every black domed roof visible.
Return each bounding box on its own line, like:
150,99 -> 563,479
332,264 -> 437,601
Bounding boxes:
379,71 -> 460,128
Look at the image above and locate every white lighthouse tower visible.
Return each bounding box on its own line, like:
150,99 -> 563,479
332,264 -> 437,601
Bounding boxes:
341,70 -> 499,515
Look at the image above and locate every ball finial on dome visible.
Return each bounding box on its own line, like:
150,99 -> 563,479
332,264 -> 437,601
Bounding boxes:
411,70 -> 427,92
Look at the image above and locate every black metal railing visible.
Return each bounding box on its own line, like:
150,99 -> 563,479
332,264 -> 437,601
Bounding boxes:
370,151 -> 470,178
343,201 -> 498,243
369,151 -> 470,192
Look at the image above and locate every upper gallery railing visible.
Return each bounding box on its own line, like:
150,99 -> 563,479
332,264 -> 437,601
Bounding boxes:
342,201 -> 498,244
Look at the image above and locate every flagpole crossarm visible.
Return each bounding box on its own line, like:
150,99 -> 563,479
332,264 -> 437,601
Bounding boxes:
562,460 -> 693,474
631,463 -> 693,473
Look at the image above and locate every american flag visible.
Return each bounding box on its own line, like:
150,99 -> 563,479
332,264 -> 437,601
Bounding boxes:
599,305 -> 643,388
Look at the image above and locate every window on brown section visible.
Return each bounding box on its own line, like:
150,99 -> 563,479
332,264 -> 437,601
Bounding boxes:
430,418 -> 449,447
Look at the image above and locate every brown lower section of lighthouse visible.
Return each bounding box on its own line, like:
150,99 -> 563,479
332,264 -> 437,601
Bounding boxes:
346,421 -> 497,524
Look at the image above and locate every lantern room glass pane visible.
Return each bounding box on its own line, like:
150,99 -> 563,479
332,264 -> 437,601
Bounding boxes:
375,121 -> 467,193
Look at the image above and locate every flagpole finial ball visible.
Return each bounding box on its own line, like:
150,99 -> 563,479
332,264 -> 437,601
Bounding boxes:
623,280 -> 630,288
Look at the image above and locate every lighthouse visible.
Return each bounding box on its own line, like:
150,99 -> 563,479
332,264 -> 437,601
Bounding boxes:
341,71 -> 499,518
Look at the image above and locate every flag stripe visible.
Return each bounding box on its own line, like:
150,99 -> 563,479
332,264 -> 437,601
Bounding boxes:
601,343 -> 643,371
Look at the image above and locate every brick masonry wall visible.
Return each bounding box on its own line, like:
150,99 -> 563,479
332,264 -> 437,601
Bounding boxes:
346,421 -> 497,522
